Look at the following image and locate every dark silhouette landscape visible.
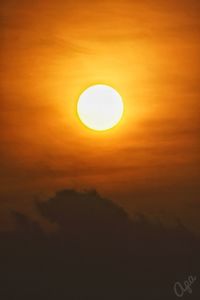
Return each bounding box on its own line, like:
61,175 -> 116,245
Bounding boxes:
0,189 -> 199,299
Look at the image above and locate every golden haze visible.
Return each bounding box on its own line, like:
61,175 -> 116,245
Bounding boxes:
0,0 -> 200,231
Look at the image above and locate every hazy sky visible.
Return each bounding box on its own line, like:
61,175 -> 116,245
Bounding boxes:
1,0 -> 200,231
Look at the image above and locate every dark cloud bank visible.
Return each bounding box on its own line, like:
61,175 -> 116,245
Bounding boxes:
0,189 -> 200,299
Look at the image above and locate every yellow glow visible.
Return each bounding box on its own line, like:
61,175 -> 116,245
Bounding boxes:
77,85 -> 124,131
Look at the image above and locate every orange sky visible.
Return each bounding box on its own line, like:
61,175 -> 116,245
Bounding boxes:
1,0 -> 200,231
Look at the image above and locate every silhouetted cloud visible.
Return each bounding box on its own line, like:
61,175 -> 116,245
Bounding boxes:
0,189 -> 200,299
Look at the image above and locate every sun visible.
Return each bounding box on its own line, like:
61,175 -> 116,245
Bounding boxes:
77,84 -> 124,131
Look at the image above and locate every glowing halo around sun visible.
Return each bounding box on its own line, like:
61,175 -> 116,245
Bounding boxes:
77,84 -> 124,131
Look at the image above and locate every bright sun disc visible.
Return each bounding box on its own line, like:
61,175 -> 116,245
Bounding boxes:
77,84 -> 124,131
